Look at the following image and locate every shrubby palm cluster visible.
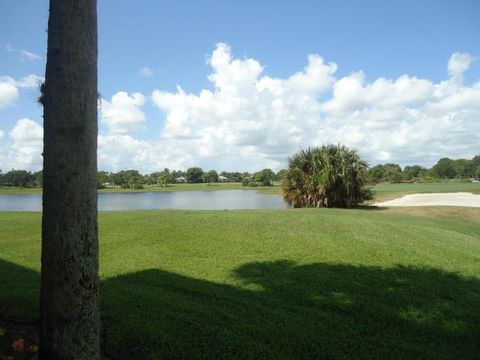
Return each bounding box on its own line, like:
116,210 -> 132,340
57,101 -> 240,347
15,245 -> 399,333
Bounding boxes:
282,145 -> 370,208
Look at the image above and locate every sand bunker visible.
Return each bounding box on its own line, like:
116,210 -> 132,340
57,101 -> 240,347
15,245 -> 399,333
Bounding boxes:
374,192 -> 480,208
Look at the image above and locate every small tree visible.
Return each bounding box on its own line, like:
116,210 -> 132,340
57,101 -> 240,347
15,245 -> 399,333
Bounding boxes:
97,170 -> 109,189
117,169 -> 144,189
472,155 -> 480,173
368,165 -> 384,183
475,166 -> 480,180
432,158 -> 457,179
186,167 -> 204,183
158,168 -> 172,187
453,159 -> 474,178
146,172 -> 161,185
33,170 -> 43,187
402,165 -> 426,180
202,170 -> 218,185
382,163 -> 402,183
282,145 -> 370,208
276,169 -> 288,182
254,169 -> 275,186
4,170 -> 34,187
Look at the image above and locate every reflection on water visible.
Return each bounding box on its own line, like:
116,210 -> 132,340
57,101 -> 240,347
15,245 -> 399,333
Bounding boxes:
0,190 -> 287,211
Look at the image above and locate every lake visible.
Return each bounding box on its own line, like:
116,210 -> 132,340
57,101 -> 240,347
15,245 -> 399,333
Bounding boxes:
0,190 -> 287,211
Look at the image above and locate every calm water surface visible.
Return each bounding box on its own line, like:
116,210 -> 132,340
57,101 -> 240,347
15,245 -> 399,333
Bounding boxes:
0,190 -> 287,211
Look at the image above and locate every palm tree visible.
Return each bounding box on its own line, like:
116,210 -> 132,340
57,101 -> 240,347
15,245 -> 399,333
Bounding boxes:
282,145 -> 370,208
40,0 -> 100,358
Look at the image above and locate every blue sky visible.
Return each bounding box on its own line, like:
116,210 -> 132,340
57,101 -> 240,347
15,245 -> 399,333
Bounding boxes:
1,0 -> 479,172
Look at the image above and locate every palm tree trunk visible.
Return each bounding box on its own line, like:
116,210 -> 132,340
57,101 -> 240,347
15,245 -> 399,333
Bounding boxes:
40,0 -> 99,359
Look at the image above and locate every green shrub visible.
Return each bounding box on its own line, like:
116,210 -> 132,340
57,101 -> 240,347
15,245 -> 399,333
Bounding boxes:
282,145 -> 369,208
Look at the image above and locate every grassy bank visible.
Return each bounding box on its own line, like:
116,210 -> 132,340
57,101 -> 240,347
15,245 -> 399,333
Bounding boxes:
1,207 -> 479,359
0,187 -> 42,195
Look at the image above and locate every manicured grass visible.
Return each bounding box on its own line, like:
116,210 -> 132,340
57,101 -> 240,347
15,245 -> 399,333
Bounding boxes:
1,207 -> 479,359
0,187 -> 42,195
372,181 -> 480,201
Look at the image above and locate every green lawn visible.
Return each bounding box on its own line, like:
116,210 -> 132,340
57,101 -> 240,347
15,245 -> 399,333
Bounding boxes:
0,187 -> 42,195
1,207 -> 479,359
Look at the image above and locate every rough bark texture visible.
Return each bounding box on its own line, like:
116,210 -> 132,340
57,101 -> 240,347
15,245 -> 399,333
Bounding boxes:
40,0 -> 99,359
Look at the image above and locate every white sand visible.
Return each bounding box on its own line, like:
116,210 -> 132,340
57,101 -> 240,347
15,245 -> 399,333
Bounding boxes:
374,192 -> 480,208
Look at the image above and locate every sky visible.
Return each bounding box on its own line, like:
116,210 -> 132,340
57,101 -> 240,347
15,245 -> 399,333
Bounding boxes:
0,0 -> 479,173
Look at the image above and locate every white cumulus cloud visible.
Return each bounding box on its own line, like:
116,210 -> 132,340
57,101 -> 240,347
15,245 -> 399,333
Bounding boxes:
0,74 -> 43,109
447,52 -> 473,82
149,43 -> 342,170
0,81 -> 18,109
7,118 -> 43,170
2,44 -> 479,172
146,44 -> 480,171
14,74 -> 44,88
100,92 -> 146,134
10,118 -> 43,142
322,73 -> 434,113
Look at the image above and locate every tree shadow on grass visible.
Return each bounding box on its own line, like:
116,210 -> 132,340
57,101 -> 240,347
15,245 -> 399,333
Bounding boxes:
102,261 -> 480,359
1,258 -> 479,359
352,205 -> 388,211
0,259 -> 39,321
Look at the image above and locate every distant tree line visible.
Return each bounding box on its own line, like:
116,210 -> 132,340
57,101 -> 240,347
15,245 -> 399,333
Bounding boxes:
0,169 -> 43,187
368,154 -> 480,183
1,154 -> 479,189
95,168 -> 281,189
93,168 -> 281,189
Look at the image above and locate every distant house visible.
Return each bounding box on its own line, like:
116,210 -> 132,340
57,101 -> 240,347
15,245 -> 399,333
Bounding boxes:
175,176 -> 187,183
218,175 -> 228,182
